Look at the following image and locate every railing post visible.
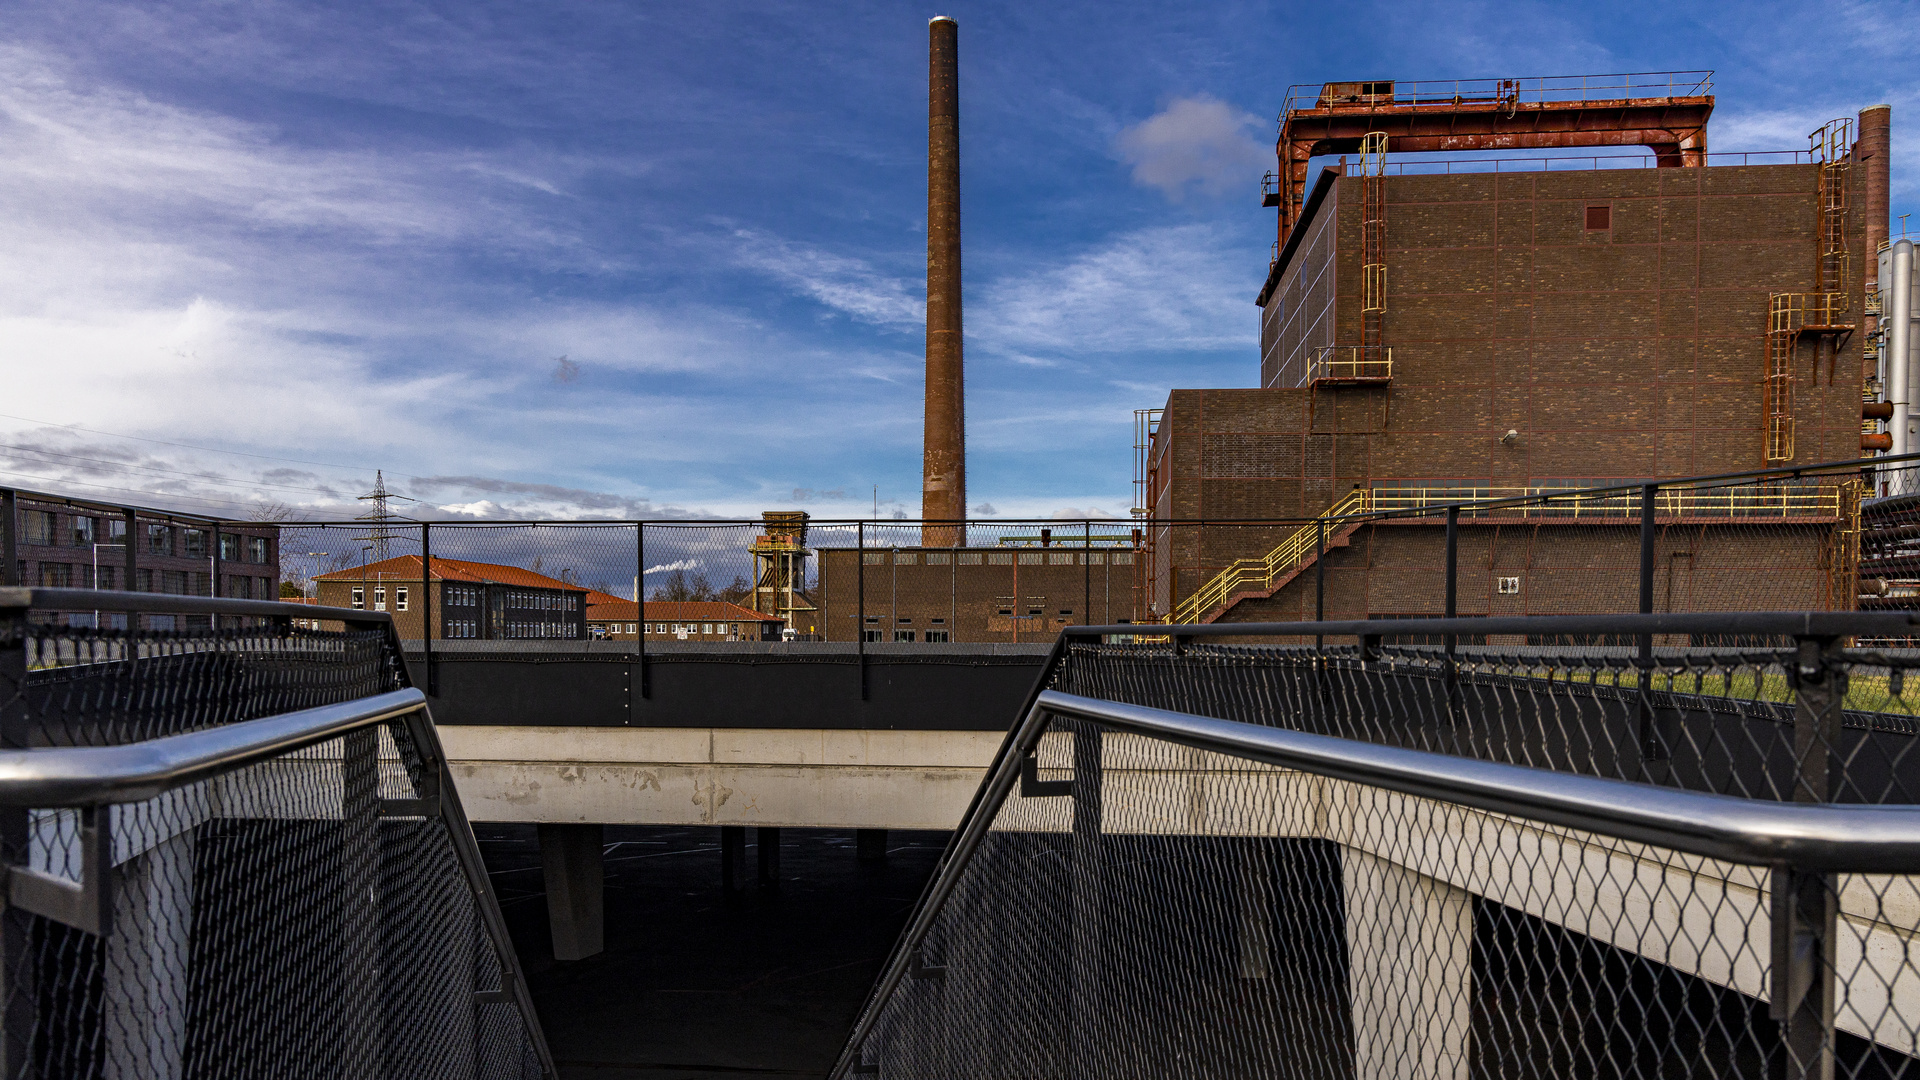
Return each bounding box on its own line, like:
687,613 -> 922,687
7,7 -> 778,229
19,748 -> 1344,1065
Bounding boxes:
1084,520 -> 1092,625
857,523 -> 867,701
1638,483 -> 1665,764
1067,721 -> 1105,1072
1772,864 -> 1838,1080
636,523 -> 648,701
0,489 -> 14,587
1315,518 -> 1327,648
123,508 -> 138,632
1790,636 -> 1846,803
421,523 -> 435,696
0,604 -> 31,1076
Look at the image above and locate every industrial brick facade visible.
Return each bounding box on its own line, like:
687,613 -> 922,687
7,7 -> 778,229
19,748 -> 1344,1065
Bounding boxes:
1149,160 -> 1866,620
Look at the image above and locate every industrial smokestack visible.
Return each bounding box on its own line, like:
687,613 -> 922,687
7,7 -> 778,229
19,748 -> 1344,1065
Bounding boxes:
922,15 -> 966,547
1863,105 -> 1892,280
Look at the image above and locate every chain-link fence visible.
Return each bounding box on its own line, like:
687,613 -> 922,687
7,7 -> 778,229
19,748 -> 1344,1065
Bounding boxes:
836,613 -> 1920,1080
8,454 -> 1919,650
0,590 -> 553,1079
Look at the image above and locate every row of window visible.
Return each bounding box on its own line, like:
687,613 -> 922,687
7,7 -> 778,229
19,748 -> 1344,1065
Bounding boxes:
862,630 -> 951,642
22,562 -> 272,597
505,590 -> 577,612
447,620 -> 481,639
860,551 -> 1135,566
19,512 -> 272,563
351,586 -> 408,612
444,585 -> 483,607
503,622 -> 579,639
589,622 -> 750,636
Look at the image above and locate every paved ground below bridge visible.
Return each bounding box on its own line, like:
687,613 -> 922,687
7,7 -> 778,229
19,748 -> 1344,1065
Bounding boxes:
477,823 -> 947,1080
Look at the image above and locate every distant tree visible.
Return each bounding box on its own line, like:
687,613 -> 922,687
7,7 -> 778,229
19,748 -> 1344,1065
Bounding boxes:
529,556 -> 545,575
718,574 -> 753,605
649,569 -> 719,602
558,568 -> 580,586
587,578 -> 616,596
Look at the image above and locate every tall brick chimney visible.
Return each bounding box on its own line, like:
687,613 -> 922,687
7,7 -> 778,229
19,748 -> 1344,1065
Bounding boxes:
922,15 -> 966,547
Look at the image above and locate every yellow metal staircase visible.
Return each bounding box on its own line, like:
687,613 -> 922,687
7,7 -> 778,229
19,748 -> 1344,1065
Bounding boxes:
1169,488 -> 1372,624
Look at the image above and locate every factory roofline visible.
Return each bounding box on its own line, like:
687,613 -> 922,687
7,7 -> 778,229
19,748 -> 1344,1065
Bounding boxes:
1257,165 -> 1339,308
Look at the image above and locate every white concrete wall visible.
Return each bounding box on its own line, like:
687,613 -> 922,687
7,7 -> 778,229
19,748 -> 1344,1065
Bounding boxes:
440,726 -> 1000,830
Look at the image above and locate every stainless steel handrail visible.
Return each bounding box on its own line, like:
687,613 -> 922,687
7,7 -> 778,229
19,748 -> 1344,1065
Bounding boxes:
1072,610 -> 1920,639
831,682 -> 1920,1078
1,586 -> 384,623
0,688 -> 425,806
1038,690 -> 1920,873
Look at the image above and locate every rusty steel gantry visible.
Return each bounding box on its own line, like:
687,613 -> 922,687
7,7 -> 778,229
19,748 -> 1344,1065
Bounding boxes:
1263,73 -> 1715,252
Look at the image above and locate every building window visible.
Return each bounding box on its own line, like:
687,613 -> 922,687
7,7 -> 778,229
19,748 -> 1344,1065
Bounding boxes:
1027,608 -> 1043,616
1059,609 -> 1073,616
931,617 -> 946,624
894,553 -> 916,565
24,511 -> 55,546
162,570 -> 189,595
865,616 -> 880,624
1019,553 -> 1042,565
626,624 -> 636,634
959,553 -> 983,565
39,563 -> 72,587
219,533 -> 239,561
374,587 -> 387,611
183,529 -> 206,558
1085,553 -> 1104,565
863,553 -> 885,564
71,517 -> 95,547
988,553 -> 1012,565
137,568 -> 154,592
1585,204 -> 1611,231
1111,553 -> 1134,565
862,629 -> 883,642
396,587 -> 409,611
352,587 -> 365,609
147,525 -> 172,556
897,617 -> 912,624
97,566 -> 117,591
249,537 -> 269,564
1049,553 -> 1074,565
701,623 -> 712,634
926,553 -> 952,565
926,630 -> 949,643
997,608 -> 1013,616
893,630 -> 915,642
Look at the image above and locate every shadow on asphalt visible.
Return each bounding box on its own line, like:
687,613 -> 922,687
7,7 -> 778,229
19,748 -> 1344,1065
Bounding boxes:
476,824 -> 947,1080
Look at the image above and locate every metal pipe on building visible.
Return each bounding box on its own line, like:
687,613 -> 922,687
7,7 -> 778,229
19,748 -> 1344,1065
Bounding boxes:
922,15 -> 966,548
1890,240 -> 1914,461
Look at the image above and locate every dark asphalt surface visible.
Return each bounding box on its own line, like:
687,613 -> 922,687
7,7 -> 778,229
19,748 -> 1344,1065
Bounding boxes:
476,824 -> 947,1080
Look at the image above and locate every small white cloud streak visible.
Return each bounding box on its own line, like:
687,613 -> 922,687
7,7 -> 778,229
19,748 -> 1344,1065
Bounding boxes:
1115,96 -> 1269,202
731,229 -> 924,331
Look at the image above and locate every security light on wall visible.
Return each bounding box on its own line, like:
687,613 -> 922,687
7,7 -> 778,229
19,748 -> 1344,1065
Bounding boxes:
1500,430 -> 1519,446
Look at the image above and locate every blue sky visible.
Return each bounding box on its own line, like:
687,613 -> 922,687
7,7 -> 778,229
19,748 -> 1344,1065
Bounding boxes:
1,0 -> 1915,521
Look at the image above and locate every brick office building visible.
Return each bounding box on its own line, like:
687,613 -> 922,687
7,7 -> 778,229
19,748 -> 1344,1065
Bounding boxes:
3,491 -> 280,624
584,596 -> 785,642
1143,81 -> 1883,623
313,555 -> 587,640
810,542 -> 1142,643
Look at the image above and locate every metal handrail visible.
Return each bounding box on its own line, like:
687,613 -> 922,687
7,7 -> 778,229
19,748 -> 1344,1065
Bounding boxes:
830,647 -> 1920,1078
1035,690 -> 1920,872
0,688 -> 424,806
2,586 -> 388,624
1,590 -> 558,1078
1083,610 -> 1920,639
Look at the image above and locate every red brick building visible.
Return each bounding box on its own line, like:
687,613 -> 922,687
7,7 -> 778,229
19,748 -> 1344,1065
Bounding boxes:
585,596 -> 784,642
1145,109 -> 1875,622
314,556 -> 587,640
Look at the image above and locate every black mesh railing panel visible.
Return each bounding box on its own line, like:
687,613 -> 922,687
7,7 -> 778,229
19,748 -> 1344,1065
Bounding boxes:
20,623 -> 403,747
845,710 -> 1920,1080
1055,641 -> 1920,804
0,602 -> 546,1080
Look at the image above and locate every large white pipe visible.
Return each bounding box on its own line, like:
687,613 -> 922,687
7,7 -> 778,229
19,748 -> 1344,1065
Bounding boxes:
1890,240 -> 1914,461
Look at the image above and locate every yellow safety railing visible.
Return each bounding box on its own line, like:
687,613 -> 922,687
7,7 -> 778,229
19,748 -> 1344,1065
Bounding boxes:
1368,483 -> 1842,518
1308,346 -> 1392,383
1169,488 -> 1372,625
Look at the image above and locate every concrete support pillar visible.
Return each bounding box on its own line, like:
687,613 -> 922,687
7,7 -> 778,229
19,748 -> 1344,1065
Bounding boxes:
1342,847 -> 1472,1080
756,827 -> 781,889
721,825 -> 745,896
856,828 -> 889,863
538,823 -> 604,961
105,832 -> 194,1079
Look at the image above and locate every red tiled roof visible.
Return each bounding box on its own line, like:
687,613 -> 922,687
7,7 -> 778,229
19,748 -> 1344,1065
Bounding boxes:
314,555 -> 586,592
586,600 -> 780,623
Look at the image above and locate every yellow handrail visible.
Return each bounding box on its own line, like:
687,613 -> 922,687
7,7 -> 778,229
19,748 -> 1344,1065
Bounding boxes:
1169,489 -> 1371,624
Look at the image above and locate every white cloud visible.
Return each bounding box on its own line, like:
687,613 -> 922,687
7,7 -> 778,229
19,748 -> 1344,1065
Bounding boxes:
731,229 -> 924,331
976,224 -> 1260,359
1115,96 -> 1269,202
